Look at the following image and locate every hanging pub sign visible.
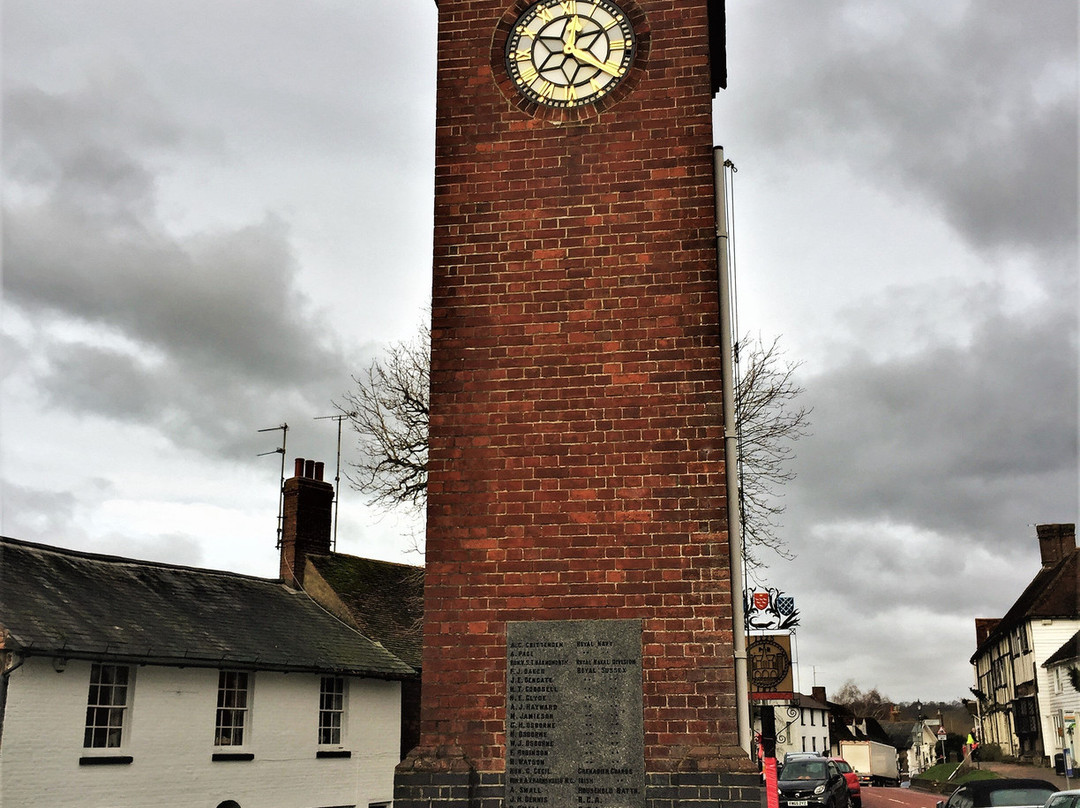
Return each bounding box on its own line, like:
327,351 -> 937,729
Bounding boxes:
747,633 -> 795,701
745,586 -> 800,632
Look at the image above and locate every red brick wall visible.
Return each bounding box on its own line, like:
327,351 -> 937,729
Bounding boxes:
280,464 -> 333,587
421,0 -> 739,774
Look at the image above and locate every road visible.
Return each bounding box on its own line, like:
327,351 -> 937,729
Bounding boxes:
862,787 -> 943,808
763,786 -> 945,808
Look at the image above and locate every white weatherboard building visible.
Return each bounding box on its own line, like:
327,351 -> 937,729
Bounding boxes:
1041,631 -> 1080,770
0,459 -> 423,808
970,524 -> 1079,763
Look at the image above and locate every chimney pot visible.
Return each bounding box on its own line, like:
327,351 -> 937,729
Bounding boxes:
304,459 -> 316,479
294,457 -> 305,478
314,461 -> 325,481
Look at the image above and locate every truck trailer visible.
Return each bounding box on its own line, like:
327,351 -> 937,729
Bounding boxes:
839,740 -> 900,787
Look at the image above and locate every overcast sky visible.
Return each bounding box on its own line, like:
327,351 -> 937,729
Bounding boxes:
2,1 -> 1076,704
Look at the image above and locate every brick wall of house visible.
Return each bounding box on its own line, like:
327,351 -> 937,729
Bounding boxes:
416,0 -> 743,777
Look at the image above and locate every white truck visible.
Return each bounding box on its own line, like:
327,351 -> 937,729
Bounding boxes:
839,740 -> 900,787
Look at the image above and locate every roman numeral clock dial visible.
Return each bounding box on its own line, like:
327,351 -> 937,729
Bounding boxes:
504,0 -> 638,110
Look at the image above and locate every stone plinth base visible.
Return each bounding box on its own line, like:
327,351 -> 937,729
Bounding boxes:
394,763 -> 762,808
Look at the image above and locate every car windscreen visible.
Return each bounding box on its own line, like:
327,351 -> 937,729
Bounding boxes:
987,789 -> 1058,807
780,760 -> 828,781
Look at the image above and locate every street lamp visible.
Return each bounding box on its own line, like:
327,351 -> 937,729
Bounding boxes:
913,701 -> 926,772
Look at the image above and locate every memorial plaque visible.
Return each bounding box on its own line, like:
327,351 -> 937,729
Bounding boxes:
506,619 -> 644,808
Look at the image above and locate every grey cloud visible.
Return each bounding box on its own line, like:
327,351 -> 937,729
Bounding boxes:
28,321 -> 356,460
797,615 -> 974,700
6,201 -> 340,385
3,77 -> 361,458
783,519 -> 1037,620
791,306 -> 1078,548
96,533 -> 206,568
2,0 -> 435,167
40,342 -> 161,421
773,519 -> 1045,699
0,483 -> 81,541
729,0 -> 1078,259
0,330 -> 30,380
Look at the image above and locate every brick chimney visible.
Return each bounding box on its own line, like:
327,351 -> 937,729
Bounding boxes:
1037,523 -> 1076,568
975,618 -> 1000,646
811,686 -> 827,704
279,457 -> 333,588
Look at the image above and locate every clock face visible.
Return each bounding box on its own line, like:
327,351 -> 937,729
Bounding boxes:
505,0 -> 637,109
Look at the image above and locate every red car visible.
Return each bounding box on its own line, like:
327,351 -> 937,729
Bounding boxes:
830,757 -> 861,808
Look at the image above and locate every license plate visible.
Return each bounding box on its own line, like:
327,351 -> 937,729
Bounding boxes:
787,801 -> 809,806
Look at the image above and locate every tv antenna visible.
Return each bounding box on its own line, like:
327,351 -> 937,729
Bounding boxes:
314,412 -> 356,551
257,423 -> 288,548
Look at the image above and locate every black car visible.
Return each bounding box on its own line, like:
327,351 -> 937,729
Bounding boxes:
936,779 -> 1059,808
778,756 -> 850,808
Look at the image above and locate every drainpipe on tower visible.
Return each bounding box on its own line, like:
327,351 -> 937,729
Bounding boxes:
714,145 -> 751,757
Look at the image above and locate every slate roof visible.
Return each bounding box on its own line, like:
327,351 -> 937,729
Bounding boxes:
0,536 -> 415,678
842,716 -> 893,745
795,692 -> 828,711
307,553 -> 424,670
971,547 -> 1079,661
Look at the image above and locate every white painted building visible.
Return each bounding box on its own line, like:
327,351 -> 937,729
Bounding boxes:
1,656 -> 402,808
970,524 -> 1079,763
881,720 -> 939,777
0,461 -> 422,808
756,690 -> 832,759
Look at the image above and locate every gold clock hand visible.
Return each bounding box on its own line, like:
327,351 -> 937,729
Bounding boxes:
563,15 -> 580,54
569,45 -> 621,77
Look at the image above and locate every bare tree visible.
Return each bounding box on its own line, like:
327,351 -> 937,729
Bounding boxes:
336,319 -> 429,514
833,680 -> 894,721
339,322 -> 809,564
736,334 -> 812,568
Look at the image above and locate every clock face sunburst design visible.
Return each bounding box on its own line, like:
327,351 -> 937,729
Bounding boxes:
504,0 -> 637,109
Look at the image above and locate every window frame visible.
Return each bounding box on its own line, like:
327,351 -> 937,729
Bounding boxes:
318,675 -> 347,747
214,670 -> 251,747
84,663 -> 133,749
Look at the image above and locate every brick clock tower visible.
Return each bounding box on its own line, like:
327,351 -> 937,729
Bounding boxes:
395,1 -> 759,806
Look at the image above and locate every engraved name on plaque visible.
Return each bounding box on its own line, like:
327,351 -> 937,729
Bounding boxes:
506,619 -> 644,808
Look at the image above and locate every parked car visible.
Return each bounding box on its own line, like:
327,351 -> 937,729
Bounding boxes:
784,752 -> 823,761
1045,790 -> 1080,808
830,757 -> 861,808
777,755 -> 851,808
936,779 -> 1058,808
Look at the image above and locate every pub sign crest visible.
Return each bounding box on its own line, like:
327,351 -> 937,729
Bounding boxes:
745,586 -> 800,632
